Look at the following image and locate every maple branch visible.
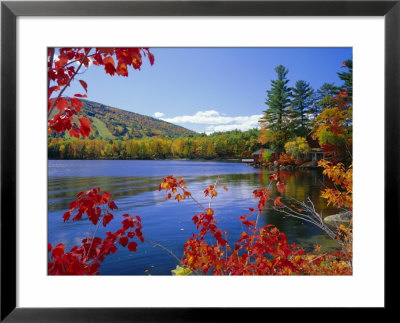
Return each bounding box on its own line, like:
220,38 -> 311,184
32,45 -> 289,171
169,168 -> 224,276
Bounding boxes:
84,206 -> 104,261
47,48 -> 55,93
48,48 -> 92,118
145,238 -> 199,274
179,186 -> 207,213
145,239 -> 182,265
255,179 -> 273,229
254,209 -> 261,231
76,69 -> 89,76
61,53 -> 96,68
308,254 -> 325,265
86,222 -> 93,243
190,195 -> 207,213
244,181 -> 275,268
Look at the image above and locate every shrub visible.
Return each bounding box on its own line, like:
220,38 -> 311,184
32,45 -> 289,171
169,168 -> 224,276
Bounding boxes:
284,137 -> 310,159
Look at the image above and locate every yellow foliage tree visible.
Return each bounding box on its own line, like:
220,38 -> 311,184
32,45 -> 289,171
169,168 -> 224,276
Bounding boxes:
284,137 -> 310,159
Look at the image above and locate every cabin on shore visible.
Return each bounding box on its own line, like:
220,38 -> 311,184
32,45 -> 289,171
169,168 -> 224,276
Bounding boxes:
251,148 -> 263,164
306,135 -> 326,161
241,148 -> 265,164
244,138 -> 325,166
252,147 -> 270,164
249,147 -> 274,164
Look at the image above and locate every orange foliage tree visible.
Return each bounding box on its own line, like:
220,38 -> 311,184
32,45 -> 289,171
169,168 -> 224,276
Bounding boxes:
319,160 -> 353,210
312,62 -> 352,162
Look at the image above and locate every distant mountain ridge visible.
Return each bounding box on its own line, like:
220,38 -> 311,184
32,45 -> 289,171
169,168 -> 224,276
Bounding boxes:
49,98 -> 196,140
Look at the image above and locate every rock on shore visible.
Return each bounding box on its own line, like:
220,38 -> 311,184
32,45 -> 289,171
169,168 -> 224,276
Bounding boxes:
323,211 -> 352,224
297,160 -> 318,168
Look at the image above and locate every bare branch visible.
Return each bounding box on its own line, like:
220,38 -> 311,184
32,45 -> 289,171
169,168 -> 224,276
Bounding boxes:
273,197 -> 338,241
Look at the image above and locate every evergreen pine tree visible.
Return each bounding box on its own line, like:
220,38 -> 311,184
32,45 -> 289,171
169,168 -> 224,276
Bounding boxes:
291,80 -> 314,136
310,82 -> 339,118
260,65 -> 292,151
337,59 -> 353,98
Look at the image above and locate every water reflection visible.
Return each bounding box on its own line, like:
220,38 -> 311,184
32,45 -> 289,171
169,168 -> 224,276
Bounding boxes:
48,160 -> 340,275
257,168 -> 340,253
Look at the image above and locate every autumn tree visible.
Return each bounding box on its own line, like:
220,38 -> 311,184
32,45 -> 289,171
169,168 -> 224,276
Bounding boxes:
284,137 -> 311,160
312,60 -> 353,162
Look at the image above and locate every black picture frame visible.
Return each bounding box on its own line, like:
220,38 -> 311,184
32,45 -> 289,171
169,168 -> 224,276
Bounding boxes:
1,0 -> 398,321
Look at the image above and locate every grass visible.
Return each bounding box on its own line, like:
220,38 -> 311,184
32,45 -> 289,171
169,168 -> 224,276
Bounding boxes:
89,116 -> 115,139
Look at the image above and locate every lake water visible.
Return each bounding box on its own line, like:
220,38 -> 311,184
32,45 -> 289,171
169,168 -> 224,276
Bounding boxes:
48,159 -> 340,275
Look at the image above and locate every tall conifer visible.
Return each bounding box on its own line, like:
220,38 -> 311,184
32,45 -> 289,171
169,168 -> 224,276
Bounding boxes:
291,80 -> 314,136
260,65 -> 292,151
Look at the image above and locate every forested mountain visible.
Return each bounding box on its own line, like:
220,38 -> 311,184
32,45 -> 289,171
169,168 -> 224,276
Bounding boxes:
48,98 -> 196,140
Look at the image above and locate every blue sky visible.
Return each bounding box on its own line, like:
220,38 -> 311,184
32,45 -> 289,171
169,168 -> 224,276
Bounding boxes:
59,47 -> 352,133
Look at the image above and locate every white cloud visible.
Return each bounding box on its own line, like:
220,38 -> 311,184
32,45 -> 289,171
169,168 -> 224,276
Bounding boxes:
161,110 -> 263,133
153,112 -> 165,118
207,123 -> 260,132
162,110 -> 228,124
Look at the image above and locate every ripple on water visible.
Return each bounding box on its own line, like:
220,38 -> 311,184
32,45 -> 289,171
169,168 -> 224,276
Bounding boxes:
48,160 -> 340,275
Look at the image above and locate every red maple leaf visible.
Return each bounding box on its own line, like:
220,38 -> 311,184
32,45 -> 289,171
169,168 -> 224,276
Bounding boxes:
51,243 -> 65,259
78,117 -> 91,137
118,236 -> 128,247
273,196 -> 284,207
79,80 -> 88,92
55,97 -> 69,112
128,241 -> 138,252
102,214 -> 113,227
276,182 -> 286,194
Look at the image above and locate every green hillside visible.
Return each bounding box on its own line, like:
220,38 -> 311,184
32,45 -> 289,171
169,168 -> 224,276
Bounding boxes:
49,98 -> 196,140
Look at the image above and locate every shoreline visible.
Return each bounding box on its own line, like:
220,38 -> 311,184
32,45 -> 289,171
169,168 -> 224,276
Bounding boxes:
48,158 -> 242,162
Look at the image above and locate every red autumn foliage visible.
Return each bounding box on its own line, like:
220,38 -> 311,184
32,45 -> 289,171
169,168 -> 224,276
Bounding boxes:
48,188 -> 143,275
48,47 -> 154,138
159,175 -> 352,275
273,196 -> 284,207
277,152 -> 296,166
47,49 -> 351,276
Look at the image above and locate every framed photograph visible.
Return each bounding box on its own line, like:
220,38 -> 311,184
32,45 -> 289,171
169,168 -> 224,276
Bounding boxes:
1,0 -> 398,320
